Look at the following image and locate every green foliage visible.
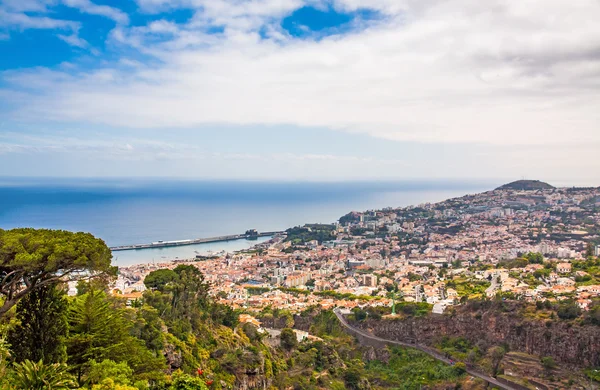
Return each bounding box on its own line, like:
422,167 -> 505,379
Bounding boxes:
170,371 -> 209,390
366,347 -> 465,389
210,303 -> 239,328
87,359 -> 134,386
144,269 -> 179,291
453,362 -> 467,375
585,367 -> 600,383
342,368 -> 365,390
9,359 -> 77,389
8,284 -> 68,364
0,329 -> 11,378
352,308 -> 367,321
498,257 -> 528,269
284,225 -> 335,245
540,356 -> 556,371
586,301 -> 600,326
488,346 -> 506,376
309,310 -> 347,340
130,305 -> 166,353
0,228 -> 115,317
394,302 -> 431,317
91,378 -> 139,390
557,301 -> 582,320
314,290 -> 377,301
144,264 -> 211,339
438,336 -> 473,360
66,290 -> 166,384
446,278 -> 490,297
241,323 -> 262,343
280,328 -> 298,351
523,252 -> 544,264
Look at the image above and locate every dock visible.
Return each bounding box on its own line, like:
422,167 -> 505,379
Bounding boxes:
110,231 -> 283,251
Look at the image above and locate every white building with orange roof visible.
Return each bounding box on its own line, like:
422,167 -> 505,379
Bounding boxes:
556,263 -> 572,274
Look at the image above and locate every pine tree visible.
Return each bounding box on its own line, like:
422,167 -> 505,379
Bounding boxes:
8,284 -> 68,364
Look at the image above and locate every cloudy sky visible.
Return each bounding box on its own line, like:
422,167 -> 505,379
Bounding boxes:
1,0 -> 599,184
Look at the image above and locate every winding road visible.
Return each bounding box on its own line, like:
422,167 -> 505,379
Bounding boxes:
333,308 -> 518,390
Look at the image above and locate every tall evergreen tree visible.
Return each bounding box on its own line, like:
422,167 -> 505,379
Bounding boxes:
66,290 -> 165,385
8,284 -> 68,364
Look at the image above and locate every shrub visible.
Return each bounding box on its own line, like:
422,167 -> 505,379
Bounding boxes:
541,356 -> 556,371
557,302 -> 581,320
280,328 -> 298,351
10,359 -> 77,390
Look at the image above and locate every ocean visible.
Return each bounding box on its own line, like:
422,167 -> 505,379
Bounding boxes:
0,178 -> 495,266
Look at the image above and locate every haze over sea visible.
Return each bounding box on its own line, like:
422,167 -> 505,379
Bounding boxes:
0,179 -> 495,266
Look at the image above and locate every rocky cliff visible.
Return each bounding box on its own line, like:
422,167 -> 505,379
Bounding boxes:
353,302 -> 599,368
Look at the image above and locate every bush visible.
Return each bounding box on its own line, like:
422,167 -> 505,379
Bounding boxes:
541,356 -> 556,371
454,362 -> 467,374
88,359 -> 133,386
170,371 -> 209,390
9,359 -> 77,390
557,302 -> 581,320
280,328 -> 298,351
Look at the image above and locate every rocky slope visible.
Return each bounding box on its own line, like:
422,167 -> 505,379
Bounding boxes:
352,302 -> 599,368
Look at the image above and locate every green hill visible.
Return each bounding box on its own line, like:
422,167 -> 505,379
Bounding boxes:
496,180 -> 555,191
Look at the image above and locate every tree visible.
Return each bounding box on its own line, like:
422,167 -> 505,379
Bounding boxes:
87,359 -> 133,387
0,328 -> 11,378
453,362 -> 467,375
280,328 -> 298,351
353,308 -> 367,321
130,305 -> 166,354
92,378 -> 138,390
144,269 -> 179,291
9,359 -> 77,389
557,302 -> 581,320
170,371 -> 209,390
488,346 -> 506,376
66,290 -> 166,384
8,283 -> 68,364
0,228 -> 115,317
540,356 -> 556,371
586,242 -> 595,258
166,265 -> 211,337
524,252 -> 544,264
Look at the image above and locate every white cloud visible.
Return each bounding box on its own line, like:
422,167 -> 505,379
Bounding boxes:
61,0 -> 129,25
1,0 -> 56,13
0,0 -> 127,47
57,32 -> 88,48
0,9 -> 78,30
3,0 -> 600,148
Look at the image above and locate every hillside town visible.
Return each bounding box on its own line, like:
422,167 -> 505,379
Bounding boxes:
112,184 -> 600,316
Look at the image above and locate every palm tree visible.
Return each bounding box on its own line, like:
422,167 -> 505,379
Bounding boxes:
10,359 -> 76,389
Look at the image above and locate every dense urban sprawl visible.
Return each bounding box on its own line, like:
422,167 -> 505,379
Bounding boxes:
112,185 -> 600,317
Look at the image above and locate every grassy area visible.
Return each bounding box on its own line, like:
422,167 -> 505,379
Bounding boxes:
366,346 -> 466,389
446,277 -> 491,298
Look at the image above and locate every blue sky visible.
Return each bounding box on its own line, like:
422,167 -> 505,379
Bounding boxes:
1,0 -> 599,185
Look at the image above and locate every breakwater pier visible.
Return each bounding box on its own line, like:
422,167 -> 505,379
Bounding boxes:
110,231 -> 283,251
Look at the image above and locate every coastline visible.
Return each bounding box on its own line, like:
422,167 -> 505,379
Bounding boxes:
112,235 -> 276,267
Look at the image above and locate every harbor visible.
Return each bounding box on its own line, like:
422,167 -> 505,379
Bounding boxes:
109,230 -> 284,251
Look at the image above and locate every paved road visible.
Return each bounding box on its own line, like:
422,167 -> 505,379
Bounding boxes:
333,308 -> 518,390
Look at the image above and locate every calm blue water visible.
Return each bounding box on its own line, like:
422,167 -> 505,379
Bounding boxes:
0,179 -> 495,266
